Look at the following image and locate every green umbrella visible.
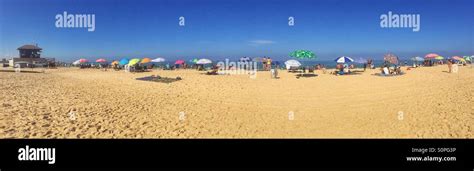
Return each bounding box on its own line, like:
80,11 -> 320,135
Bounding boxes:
463,56 -> 471,61
290,50 -> 316,59
128,58 -> 141,65
189,58 -> 198,63
435,56 -> 444,60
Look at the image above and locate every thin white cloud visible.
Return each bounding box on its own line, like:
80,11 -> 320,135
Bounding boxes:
248,40 -> 276,46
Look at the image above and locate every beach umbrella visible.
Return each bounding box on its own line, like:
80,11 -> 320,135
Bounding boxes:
72,60 -> 81,65
284,59 -> 301,70
353,57 -> 367,64
119,58 -> 129,65
425,53 -> 439,59
96,58 -> 107,63
334,56 -> 354,63
196,58 -> 212,64
189,58 -> 198,63
151,57 -> 165,63
141,57 -> 151,64
175,60 -> 185,65
463,56 -> 471,61
452,56 -> 463,60
434,56 -> 444,60
128,58 -> 141,66
411,56 -> 424,62
240,57 -> 251,62
111,61 -> 119,65
452,56 -> 466,63
79,58 -> 89,63
383,53 -> 399,65
290,50 -> 316,59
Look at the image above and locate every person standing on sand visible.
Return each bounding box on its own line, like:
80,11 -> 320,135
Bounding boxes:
267,58 -> 272,71
447,59 -> 453,73
262,57 -> 267,71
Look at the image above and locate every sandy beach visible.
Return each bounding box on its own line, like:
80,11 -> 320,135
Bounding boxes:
0,65 -> 473,138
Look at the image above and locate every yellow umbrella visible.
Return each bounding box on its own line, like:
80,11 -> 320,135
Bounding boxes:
128,58 -> 141,65
141,57 -> 151,64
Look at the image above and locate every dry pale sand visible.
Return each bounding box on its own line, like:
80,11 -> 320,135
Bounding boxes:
0,65 -> 473,138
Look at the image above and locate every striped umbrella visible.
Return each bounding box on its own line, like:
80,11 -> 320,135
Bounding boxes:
334,56 -> 354,63
463,56 -> 472,61
425,53 -> 439,59
290,50 -> 316,59
452,56 -> 463,61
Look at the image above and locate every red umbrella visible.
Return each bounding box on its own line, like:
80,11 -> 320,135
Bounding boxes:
452,56 -> 463,60
175,60 -> 185,65
425,53 -> 439,59
79,58 -> 89,63
96,58 -> 107,63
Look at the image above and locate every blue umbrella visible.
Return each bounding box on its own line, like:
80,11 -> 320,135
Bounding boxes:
335,56 -> 354,63
119,58 -> 130,65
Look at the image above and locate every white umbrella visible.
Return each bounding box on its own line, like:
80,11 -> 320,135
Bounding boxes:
151,57 -> 165,62
335,56 -> 354,63
284,59 -> 301,70
72,60 -> 81,65
411,56 -> 424,62
196,58 -> 212,64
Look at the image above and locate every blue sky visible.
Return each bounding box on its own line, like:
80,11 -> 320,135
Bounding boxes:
0,0 -> 473,62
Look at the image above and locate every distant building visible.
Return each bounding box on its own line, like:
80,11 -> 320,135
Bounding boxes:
8,44 -> 54,67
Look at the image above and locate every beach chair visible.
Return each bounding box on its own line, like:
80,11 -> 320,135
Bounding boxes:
206,66 -> 219,75
288,66 -> 299,73
308,67 -> 315,74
